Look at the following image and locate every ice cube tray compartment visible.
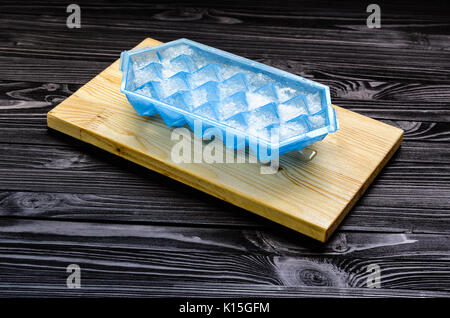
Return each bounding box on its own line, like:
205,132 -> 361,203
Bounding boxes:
120,38 -> 338,161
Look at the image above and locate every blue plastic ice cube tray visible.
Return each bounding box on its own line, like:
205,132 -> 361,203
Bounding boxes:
120,38 -> 338,161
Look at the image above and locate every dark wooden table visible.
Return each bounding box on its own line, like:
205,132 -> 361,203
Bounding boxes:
0,1 -> 449,297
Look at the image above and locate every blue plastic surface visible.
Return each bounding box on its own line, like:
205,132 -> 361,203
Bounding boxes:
120,38 -> 338,161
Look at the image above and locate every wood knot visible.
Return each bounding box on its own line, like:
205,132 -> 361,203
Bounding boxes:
1,192 -> 58,214
153,8 -> 206,21
275,258 -> 349,287
299,268 -> 332,286
330,233 -> 350,253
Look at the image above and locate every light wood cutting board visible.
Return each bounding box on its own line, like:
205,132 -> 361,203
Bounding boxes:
47,38 -> 403,242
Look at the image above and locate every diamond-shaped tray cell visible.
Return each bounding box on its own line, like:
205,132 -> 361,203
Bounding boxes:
120,39 -> 338,161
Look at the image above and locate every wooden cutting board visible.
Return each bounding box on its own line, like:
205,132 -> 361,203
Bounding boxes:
47,38 -> 403,242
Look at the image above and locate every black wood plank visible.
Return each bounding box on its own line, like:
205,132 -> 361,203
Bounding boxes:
2,281 -> 448,298
0,218 -> 449,297
1,187 -> 449,235
0,3 -> 449,86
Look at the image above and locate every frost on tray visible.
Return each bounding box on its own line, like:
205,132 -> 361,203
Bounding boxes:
121,39 -> 337,160
158,44 -> 195,62
277,95 -> 308,122
306,92 -> 323,114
